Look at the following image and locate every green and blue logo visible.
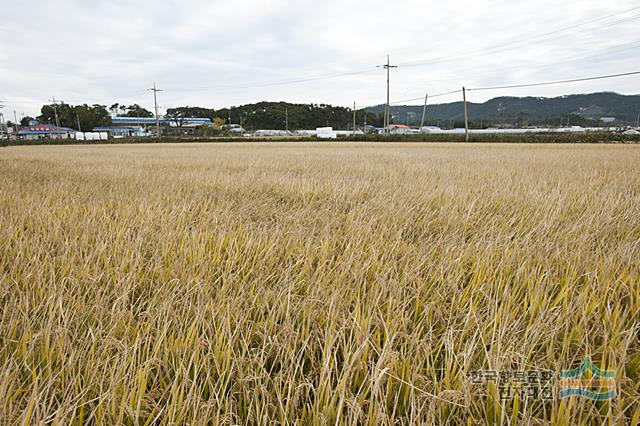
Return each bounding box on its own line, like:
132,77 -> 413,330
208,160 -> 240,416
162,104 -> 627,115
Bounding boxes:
559,357 -> 616,400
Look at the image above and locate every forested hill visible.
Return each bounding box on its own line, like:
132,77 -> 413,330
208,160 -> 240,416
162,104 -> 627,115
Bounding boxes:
365,92 -> 640,127
211,93 -> 639,129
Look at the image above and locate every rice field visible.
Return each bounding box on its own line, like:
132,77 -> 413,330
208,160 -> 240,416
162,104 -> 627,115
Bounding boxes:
0,142 -> 639,425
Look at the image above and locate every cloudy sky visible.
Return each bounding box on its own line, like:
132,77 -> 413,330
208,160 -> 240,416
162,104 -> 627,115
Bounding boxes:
1,0 -> 639,118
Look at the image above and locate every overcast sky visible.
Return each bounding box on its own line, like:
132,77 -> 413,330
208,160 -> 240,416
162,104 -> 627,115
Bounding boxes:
1,0 -> 639,118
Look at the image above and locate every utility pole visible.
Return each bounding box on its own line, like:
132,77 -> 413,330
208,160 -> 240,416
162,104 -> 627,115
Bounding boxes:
0,102 -> 5,137
48,97 -> 61,127
353,102 -> 357,136
76,115 -> 82,132
14,110 -> 18,129
635,112 -> 639,128
147,83 -> 163,137
462,87 -> 469,142
378,55 -> 397,133
285,106 -> 288,132
420,93 -> 428,129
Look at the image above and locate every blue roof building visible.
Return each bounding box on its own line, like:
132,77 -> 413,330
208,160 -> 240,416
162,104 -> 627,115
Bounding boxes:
18,124 -> 76,139
111,117 -> 213,126
93,126 -> 148,138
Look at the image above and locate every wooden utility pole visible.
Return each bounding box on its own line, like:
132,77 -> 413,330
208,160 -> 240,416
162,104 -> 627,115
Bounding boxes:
385,56 -> 389,131
353,102 -> 356,136
76,115 -> 82,132
285,106 -> 288,132
48,97 -> 61,127
420,93 -> 428,129
463,87 -> 469,142
0,103 -> 4,137
378,55 -> 397,133
147,83 -> 163,137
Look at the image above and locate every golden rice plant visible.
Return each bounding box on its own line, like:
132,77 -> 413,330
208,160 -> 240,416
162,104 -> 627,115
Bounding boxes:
0,142 -> 638,425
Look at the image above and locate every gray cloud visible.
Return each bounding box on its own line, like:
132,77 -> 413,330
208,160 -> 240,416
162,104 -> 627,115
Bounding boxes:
1,0 -> 639,118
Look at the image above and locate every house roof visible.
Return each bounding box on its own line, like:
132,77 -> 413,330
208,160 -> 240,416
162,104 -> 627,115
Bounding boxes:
93,126 -> 140,131
112,117 -> 213,125
18,124 -> 75,135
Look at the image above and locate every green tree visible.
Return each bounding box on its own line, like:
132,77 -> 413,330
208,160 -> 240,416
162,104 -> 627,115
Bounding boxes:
20,116 -> 35,126
108,103 -> 153,118
74,104 -> 112,131
39,103 -> 77,127
164,106 -> 216,127
166,106 -> 216,121
37,103 -> 111,130
124,104 -> 153,118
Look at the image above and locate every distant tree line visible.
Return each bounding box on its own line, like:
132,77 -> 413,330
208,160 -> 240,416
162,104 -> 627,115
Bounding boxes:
33,103 -> 112,131
20,103 -> 156,132
214,102 -> 382,130
109,103 -> 154,118
166,102 -> 383,130
24,102 -> 384,131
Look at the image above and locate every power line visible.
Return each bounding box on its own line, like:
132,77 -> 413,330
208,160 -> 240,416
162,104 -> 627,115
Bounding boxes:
467,70 -> 640,92
390,89 -> 462,104
8,9 -> 640,122
354,89 -> 461,118
9,7 -> 638,116
442,38 -> 640,86
166,68 -> 377,93
398,6 -> 640,69
158,6 -> 640,96
162,6 -> 640,96
357,70 -> 640,121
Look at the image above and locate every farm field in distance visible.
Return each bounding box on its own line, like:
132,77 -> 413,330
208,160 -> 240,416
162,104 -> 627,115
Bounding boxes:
1,142 -> 639,424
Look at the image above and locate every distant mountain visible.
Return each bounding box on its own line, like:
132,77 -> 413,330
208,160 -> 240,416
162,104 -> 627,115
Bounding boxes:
365,92 -> 640,127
